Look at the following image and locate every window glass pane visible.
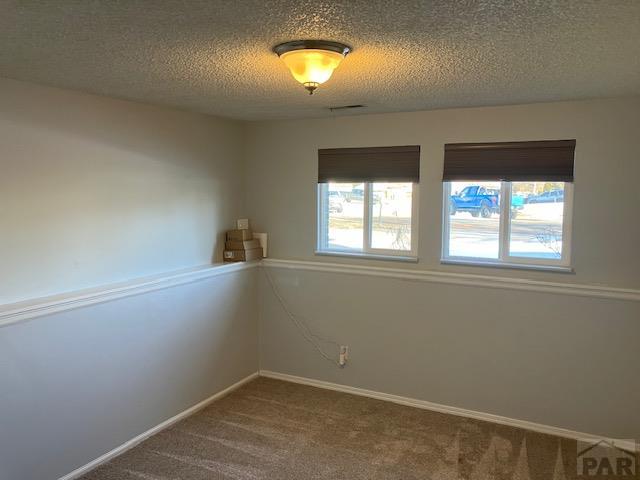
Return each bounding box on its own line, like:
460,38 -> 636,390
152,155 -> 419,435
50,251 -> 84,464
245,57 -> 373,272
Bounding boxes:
509,182 -> 565,259
447,181 -> 501,259
371,183 -> 413,251
326,182 -> 363,251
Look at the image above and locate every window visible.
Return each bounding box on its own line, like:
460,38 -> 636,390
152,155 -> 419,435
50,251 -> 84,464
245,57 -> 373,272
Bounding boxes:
443,181 -> 573,266
318,182 -> 418,257
317,146 -> 419,259
441,140 -> 575,269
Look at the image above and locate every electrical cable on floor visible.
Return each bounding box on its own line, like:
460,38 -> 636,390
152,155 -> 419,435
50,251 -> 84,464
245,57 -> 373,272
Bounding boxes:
262,267 -> 342,367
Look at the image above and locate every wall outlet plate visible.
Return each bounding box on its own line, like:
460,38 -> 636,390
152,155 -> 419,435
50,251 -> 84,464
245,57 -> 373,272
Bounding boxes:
237,218 -> 249,230
339,345 -> 348,367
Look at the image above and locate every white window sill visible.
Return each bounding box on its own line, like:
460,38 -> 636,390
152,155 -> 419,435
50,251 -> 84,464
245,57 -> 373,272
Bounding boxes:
441,258 -> 573,273
315,250 -> 418,263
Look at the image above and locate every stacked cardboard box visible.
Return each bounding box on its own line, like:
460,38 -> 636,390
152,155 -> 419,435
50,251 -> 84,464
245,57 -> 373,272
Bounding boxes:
224,229 -> 263,262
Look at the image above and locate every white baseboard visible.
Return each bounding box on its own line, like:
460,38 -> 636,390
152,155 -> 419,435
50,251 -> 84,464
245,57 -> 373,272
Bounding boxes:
57,368 -> 635,480
58,372 -> 259,480
259,370 -> 636,452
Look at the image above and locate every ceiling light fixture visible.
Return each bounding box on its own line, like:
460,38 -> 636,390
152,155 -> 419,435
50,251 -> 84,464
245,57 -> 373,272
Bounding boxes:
273,40 -> 351,95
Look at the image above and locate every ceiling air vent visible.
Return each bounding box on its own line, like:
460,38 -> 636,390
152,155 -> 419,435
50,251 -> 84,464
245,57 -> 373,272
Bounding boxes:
328,104 -> 366,112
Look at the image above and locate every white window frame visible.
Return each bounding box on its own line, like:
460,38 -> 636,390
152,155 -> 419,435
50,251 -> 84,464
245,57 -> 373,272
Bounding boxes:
441,181 -> 573,269
317,182 -> 419,260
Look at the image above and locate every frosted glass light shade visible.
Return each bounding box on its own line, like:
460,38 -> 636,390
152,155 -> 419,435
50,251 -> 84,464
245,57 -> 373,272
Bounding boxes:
273,40 -> 351,94
280,49 -> 344,87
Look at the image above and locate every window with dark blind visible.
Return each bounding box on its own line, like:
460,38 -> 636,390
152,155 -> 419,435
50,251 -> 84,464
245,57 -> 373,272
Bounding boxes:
442,140 -> 575,269
317,146 -> 420,259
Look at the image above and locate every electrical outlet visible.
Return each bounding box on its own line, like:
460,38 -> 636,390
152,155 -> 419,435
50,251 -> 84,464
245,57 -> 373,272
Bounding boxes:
236,218 -> 249,230
339,345 -> 349,367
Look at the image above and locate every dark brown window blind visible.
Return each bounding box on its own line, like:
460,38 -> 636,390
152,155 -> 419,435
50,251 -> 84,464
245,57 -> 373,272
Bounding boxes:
318,146 -> 420,183
443,140 -> 575,182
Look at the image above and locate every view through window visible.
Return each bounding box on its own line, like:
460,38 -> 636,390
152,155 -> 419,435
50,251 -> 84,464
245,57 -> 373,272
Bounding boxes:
325,183 -> 364,251
444,181 -> 570,265
319,182 -> 416,256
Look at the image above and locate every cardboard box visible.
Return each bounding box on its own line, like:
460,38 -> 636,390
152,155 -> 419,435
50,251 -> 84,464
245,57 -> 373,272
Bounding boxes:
223,247 -> 263,262
225,238 -> 260,251
226,229 -> 253,241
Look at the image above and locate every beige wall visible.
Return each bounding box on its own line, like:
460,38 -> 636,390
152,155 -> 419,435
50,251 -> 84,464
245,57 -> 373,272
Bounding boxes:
2,77 -> 638,468
0,77 -> 245,304
245,97 -> 640,289
248,97 -> 640,439
1,269 -> 259,480
260,266 -> 640,439
0,78 -> 259,480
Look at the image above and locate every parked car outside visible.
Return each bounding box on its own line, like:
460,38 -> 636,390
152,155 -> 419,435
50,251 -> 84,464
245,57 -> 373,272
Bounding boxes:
343,187 -> 381,204
344,188 -> 364,203
450,185 -> 524,218
527,189 -> 564,204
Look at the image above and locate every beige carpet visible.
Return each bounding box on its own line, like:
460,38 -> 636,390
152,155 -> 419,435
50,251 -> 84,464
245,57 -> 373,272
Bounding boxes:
78,377 -> 622,479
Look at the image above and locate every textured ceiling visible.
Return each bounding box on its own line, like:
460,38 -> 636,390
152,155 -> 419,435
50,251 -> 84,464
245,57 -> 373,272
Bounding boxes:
1,1 -> 639,120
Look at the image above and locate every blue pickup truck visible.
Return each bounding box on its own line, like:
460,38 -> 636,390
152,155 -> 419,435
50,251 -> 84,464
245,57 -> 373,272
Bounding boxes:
450,185 -> 524,218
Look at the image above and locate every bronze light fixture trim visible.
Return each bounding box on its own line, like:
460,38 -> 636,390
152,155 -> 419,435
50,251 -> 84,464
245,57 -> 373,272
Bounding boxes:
273,40 -> 352,94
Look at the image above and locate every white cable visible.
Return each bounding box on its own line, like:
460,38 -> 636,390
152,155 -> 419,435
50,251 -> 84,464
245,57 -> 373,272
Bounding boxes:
263,268 -> 339,366
262,268 -> 341,367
